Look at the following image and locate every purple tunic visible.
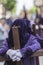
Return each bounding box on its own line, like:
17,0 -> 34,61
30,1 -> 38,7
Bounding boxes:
4,18 -> 41,65
12,19 -> 41,65
4,35 -> 41,65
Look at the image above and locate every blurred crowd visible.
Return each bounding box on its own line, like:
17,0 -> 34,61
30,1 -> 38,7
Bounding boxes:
0,4 -> 43,40
0,4 -> 12,41
0,4 -> 43,41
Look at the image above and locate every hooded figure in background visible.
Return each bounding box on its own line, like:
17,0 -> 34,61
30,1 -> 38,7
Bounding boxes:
4,8 -> 41,65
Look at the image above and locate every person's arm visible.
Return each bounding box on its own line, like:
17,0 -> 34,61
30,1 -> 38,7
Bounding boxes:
0,40 -> 8,55
6,35 -> 41,61
20,36 -> 41,57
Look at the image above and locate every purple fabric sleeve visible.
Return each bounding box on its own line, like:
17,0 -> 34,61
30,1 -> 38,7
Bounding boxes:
28,40 -> 41,52
0,40 -> 8,55
20,36 -> 41,57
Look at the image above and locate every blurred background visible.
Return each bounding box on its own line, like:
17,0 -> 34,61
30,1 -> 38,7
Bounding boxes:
0,0 -> 43,22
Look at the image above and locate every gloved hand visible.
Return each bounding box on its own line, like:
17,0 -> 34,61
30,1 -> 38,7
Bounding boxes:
6,49 -> 22,62
14,49 -> 22,61
6,49 -> 17,61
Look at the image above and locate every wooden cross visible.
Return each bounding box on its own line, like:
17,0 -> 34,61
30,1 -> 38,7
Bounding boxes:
12,26 -> 23,65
